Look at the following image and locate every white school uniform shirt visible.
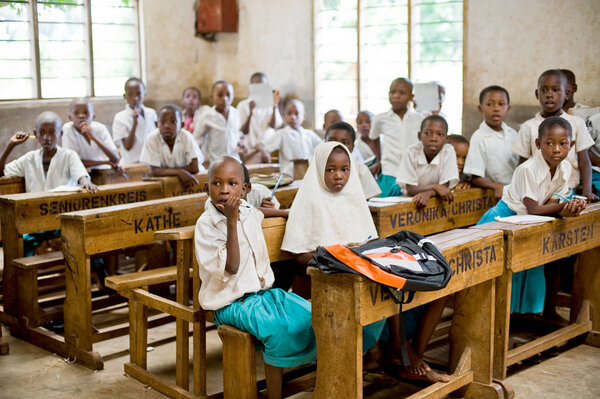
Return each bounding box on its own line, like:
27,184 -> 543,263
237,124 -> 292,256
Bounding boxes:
247,183 -> 280,209
463,121 -> 519,186
368,108 -> 424,177
586,113 -> 600,172
112,104 -> 158,165
194,199 -> 274,311
139,128 -> 205,169
512,111 -> 593,189
351,152 -> 381,199
502,151 -> 571,215
396,142 -> 459,193
352,137 -> 376,165
61,121 -> 117,170
261,125 -> 323,177
4,146 -> 89,193
193,106 -> 242,163
237,98 -> 282,150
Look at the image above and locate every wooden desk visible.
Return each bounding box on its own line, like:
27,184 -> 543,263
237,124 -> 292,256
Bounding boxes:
472,202 -> 600,380
273,180 -> 300,210
144,173 -> 208,197
89,163 -> 149,185
0,181 -> 163,323
308,228 -> 509,399
370,188 -> 495,237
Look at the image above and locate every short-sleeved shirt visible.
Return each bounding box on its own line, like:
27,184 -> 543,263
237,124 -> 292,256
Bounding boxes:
502,151 -> 571,215
139,128 -> 204,169
586,113 -> 600,172
262,125 -> 322,177
247,183 -> 280,209
368,108 -> 424,177
62,121 -> 117,170
194,199 -> 274,311
357,162 -> 381,199
4,146 -> 89,193
112,105 -> 158,165
237,98 -> 282,150
352,138 -> 376,165
512,111 -> 593,189
463,121 -> 519,185
193,106 -> 242,163
396,142 -> 459,192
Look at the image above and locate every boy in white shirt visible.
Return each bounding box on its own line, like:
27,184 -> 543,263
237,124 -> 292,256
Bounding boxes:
139,104 -> 204,188
193,80 -> 243,166
325,121 -> 381,199
112,77 -> 158,165
195,157 -> 316,398
62,98 -> 121,172
512,69 -> 596,202
369,78 -> 424,178
396,115 -> 459,208
258,99 -> 322,178
464,86 -> 519,199
0,111 -> 96,194
237,72 -> 282,163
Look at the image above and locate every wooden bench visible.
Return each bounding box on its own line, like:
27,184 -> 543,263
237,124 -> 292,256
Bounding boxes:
308,228 -> 512,399
0,181 -> 163,328
370,188 -> 495,237
89,163 -> 149,185
471,202 -> 600,380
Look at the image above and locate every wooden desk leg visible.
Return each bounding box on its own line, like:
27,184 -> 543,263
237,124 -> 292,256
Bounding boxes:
311,275 -> 362,399
493,270 -> 512,381
572,247 -> 600,347
176,240 -> 190,389
192,248 -> 206,397
0,326 -> 8,355
451,280 -> 508,399
62,222 -> 103,370
1,206 -> 23,319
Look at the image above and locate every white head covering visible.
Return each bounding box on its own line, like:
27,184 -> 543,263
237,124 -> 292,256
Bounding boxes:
281,141 -> 378,254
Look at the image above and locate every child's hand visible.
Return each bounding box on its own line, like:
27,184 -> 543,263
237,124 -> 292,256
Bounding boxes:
559,198 -> 586,218
202,159 -> 210,170
177,169 -> 199,188
454,181 -> 471,190
412,192 -> 432,208
216,195 -> 241,221
237,140 -> 250,157
582,191 -> 599,203
79,122 -> 93,141
369,162 -> 381,176
273,90 -> 281,107
258,146 -> 271,163
79,178 -> 98,193
260,196 -> 276,209
493,183 -> 504,201
249,100 -> 256,114
434,185 -> 454,203
110,162 -> 126,177
132,107 -> 140,121
10,131 -> 30,146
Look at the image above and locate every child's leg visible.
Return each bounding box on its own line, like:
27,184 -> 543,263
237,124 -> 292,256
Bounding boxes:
292,252 -> 315,299
264,363 -> 283,399
413,297 -> 448,358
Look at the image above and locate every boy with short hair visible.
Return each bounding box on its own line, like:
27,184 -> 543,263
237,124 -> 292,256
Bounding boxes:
464,85 -> 519,199
322,109 -> 342,133
325,121 -> 381,199
0,111 -> 96,193
139,104 -> 204,188
512,69 -> 597,202
396,115 -> 458,208
447,134 -> 470,189
112,77 -> 158,165
369,77 -> 424,178
237,72 -> 282,163
62,98 -> 121,172
193,80 -> 243,166
258,99 -> 322,178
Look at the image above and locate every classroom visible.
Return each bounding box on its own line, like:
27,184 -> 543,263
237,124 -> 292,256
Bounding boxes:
1,1 -> 599,398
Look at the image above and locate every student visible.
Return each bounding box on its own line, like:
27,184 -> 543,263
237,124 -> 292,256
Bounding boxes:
112,77 -> 158,165
325,121 -> 381,199
193,80 -> 243,166
447,134 -> 470,189
478,117 -> 586,314
139,104 -> 204,187
464,85 -> 519,200
194,156 -> 316,399
280,141 -> 384,347
369,77 -> 424,179
560,69 -> 588,113
237,72 -> 282,163
258,99 -> 322,178
587,111 -> 600,195
354,110 -> 380,174
0,111 -> 97,194
396,115 -> 458,208
181,86 -> 209,134
512,69 -> 597,202
62,98 -> 121,172
241,164 -> 289,218
322,109 -> 342,133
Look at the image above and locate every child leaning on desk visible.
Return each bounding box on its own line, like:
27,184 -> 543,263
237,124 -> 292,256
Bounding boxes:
477,117 -> 586,314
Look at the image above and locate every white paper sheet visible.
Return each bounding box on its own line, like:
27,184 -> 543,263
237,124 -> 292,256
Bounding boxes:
48,185 -> 82,192
413,82 -> 440,113
368,196 -> 413,204
494,215 -> 555,224
249,83 -> 273,108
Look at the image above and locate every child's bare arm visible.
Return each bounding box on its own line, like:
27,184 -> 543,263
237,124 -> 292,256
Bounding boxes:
240,101 -> 255,134
214,195 -> 241,274
78,176 -> 98,193
150,166 -> 199,187
80,123 -> 120,163
471,176 -> 505,200
577,150 -> 598,202
372,138 -> 382,166
523,197 -> 586,217
122,108 -> 140,150
0,132 -> 29,177
258,207 -> 289,218
407,183 -> 453,207
183,158 -> 199,174
268,90 -> 281,129
590,152 -> 600,168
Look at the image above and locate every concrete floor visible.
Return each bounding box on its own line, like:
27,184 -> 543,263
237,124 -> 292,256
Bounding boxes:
1,322 -> 600,399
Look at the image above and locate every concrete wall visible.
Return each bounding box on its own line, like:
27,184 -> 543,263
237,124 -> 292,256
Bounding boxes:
462,0 -> 600,137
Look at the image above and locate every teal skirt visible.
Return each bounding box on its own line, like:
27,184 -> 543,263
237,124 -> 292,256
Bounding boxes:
477,200 -> 545,314
377,174 -> 402,197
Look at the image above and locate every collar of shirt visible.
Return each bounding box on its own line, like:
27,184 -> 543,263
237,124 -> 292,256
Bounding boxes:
478,120 -> 509,138
531,151 -> 569,185
385,107 -> 420,122
205,197 -> 252,226
534,110 -> 564,121
417,143 -> 442,166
